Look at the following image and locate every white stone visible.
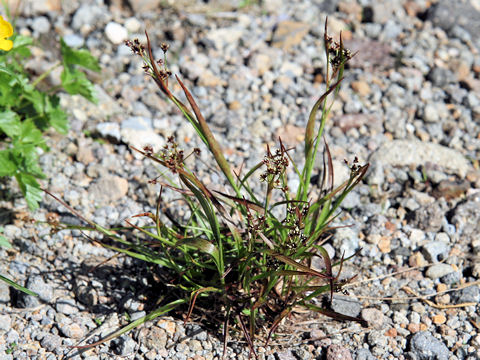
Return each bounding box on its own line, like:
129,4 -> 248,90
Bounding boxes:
105,22 -> 128,45
125,17 -> 141,33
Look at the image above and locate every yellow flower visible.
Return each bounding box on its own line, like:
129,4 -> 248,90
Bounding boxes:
0,15 -> 14,51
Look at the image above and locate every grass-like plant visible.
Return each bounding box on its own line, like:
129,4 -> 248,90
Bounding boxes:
46,20 -> 369,357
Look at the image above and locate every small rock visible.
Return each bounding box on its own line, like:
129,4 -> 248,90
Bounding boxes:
124,17 -> 141,33
361,308 -> 385,329
409,331 -> 449,360
105,22 -> 128,45
249,53 -> 272,76
377,236 -> 391,254
19,275 -> 53,308
56,298 -> 78,315
355,348 -> 376,360
432,314 -> 446,325
128,0 -> 162,13
409,204 -> 445,233
351,80 -> 371,96
326,344 -> 352,360
426,264 -> 454,279
89,175 -> 128,203
31,16 -> 50,34
427,67 -> 455,88
41,334 -> 62,352
59,323 -> 85,339
71,4 -> 106,32
96,122 -> 121,142
276,350 -> 296,360
121,116 -> 164,150
451,192 -> 480,241
422,241 -> 450,262
0,314 -> 12,331
112,335 -> 136,356
331,295 -> 362,318
63,33 -> 84,48
271,21 -> 310,50
0,280 -> 11,304
452,286 -> 480,303
369,140 -> 472,178
345,39 -> 394,70
206,26 -> 244,50
427,0 -> 480,39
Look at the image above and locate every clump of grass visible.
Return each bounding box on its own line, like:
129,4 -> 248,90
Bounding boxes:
46,19 -> 369,357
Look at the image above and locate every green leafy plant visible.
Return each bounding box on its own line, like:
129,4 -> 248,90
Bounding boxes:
0,15 -> 100,210
47,20 -> 369,356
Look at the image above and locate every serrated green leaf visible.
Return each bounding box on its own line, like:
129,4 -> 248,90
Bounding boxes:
15,172 -> 43,210
0,110 -> 21,137
0,234 -> 12,248
60,38 -> 101,72
0,150 -> 16,177
61,66 -> 97,103
19,120 -> 44,145
47,107 -> 68,134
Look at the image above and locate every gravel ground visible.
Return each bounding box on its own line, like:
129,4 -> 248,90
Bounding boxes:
1,0 -> 480,359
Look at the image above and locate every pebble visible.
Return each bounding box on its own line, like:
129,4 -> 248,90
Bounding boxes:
421,241 -> 450,262
361,308 -> 385,329
326,344 -> 352,360
19,275 -> 54,308
425,264 -> 455,279
331,295 -> 362,318
409,331 -> 450,360
105,22 -> 128,45
369,139 -> 472,178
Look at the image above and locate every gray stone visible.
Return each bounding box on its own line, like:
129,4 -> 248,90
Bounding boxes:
276,350 -> 296,360
333,227 -> 359,258
427,0 -> 480,39
425,264 -> 455,279
40,334 -> 62,352
421,241 -> 450,262
331,295 -> 362,318
409,331 -> 449,360
89,175 -> 128,204
361,308 -> 385,329
71,4 -> 107,31
368,140 -> 472,178
452,286 -> 480,304
121,116 -> 164,150
31,16 -> 50,34
112,335 -> 136,355
56,298 -> 78,315
355,348 -> 376,360
428,67 -> 455,88
0,314 -> 11,331
19,275 -> 53,308
128,0 -> 162,13
0,280 -> 10,304
327,344 -> 353,360
96,122 -> 121,142
409,203 -> 445,233
451,192 -> 480,241
440,271 -> 461,285
105,22 -> 128,45
63,34 -> 84,48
